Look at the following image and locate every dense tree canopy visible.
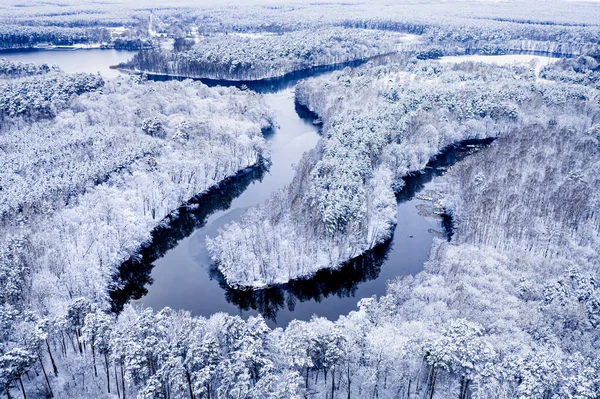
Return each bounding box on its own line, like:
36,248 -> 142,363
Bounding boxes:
120,28 -> 414,81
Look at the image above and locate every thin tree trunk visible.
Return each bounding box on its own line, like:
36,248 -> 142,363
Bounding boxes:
121,362 -> 126,399
18,377 -> 26,399
77,330 -> 83,354
429,370 -> 437,399
46,340 -> 58,376
347,364 -> 351,399
104,353 -> 110,393
60,332 -> 67,357
331,367 -> 335,399
373,360 -> 380,399
384,368 -> 389,390
425,366 -> 433,394
415,376 -> 420,394
6,383 -> 12,399
186,371 -> 194,399
92,337 -> 97,378
38,355 -> 53,398
114,363 -> 120,399
306,368 -> 309,390
463,379 -> 470,399
406,379 -> 411,399
69,333 -> 77,354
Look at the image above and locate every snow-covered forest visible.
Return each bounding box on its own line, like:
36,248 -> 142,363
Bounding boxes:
119,29 -> 415,81
0,56 -> 274,398
209,58 -> 600,288
2,0 -> 600,398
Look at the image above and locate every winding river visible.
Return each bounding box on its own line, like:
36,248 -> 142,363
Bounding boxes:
112,67 -> 465,328
8,48 -> 541,327
114,88 -> 464,327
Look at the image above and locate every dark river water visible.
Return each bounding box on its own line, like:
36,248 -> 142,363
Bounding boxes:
9,48 -> 487,327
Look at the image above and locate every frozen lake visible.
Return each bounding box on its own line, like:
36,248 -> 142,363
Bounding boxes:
0,48 -> 137,79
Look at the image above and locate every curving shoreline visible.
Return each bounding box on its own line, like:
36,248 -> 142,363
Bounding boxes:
116,51 -> 401,91
116,57 -> 496,325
